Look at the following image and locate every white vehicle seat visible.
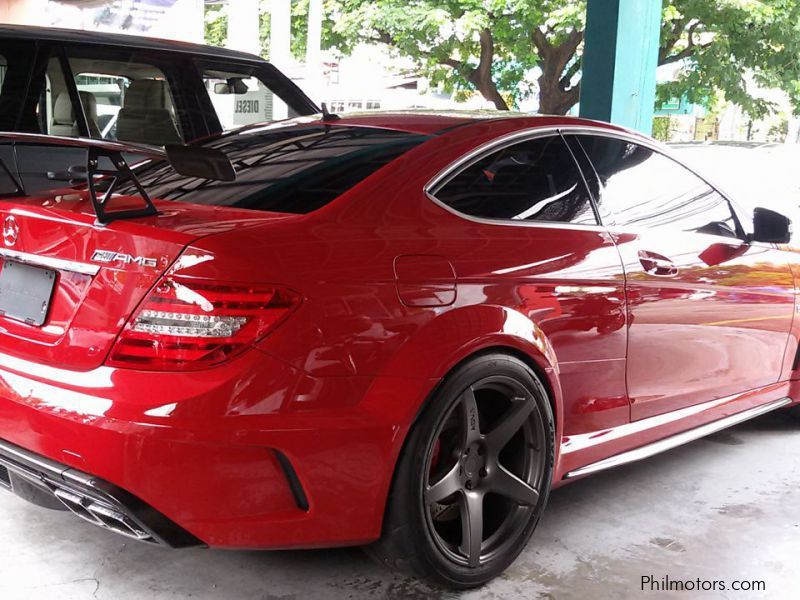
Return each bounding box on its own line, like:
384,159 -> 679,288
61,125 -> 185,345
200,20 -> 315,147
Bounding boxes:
50,91 -> 102,138
50,93 -> 76,136
116,79 -> 182,146
79,91 -> 101,138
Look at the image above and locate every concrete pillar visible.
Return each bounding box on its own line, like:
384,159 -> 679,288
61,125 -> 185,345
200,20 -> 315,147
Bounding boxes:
269,0 -> 291,119
269,0 -> 292,68
226,0 -> 260,55
306,0 -> 322,66
579,0 -> 662,135
305,0 -> 323,99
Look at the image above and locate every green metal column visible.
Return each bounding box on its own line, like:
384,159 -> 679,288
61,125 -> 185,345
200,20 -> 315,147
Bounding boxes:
579,0 -> 662,135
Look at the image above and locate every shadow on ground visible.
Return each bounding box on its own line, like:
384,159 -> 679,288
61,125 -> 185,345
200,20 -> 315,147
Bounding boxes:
1,411 -> 798,599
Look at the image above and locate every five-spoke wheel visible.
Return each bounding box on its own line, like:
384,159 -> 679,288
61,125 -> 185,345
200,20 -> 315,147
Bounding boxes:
368,353 -> 554,589
423,376 -> 547,568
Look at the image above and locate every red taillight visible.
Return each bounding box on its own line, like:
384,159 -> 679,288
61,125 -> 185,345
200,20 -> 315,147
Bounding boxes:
107,276 -> 300,370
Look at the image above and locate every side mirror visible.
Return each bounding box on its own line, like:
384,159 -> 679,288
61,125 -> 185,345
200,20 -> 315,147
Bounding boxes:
751,207 -> 791,244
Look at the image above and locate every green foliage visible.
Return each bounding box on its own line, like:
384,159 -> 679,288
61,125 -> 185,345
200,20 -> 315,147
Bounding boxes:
659,0 -> 800,119
204,3 -> 227,48
209,0 -> 800,117
767,113 -> 789,141
652,116 -> 674,142
259,0 -> 270,58
324,0 -> 800,116
257,0 -> 312,60
328,0 -> 586,109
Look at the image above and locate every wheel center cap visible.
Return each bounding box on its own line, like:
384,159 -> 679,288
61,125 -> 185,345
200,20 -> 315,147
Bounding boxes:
463,454 -> 481,478
461,444 -> 486,480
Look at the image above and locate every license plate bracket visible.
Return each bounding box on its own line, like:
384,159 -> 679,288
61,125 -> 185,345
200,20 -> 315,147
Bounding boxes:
0,260 -> 56,326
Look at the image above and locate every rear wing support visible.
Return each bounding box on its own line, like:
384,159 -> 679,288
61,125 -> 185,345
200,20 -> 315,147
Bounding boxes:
87,147 -> 158,225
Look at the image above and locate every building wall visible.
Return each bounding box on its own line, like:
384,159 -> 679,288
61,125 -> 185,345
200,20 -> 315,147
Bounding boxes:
0,0 -> 48,24
0,0 -> 203,43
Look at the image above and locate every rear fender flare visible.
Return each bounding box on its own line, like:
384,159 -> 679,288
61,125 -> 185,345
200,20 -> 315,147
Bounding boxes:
378,304 -> 560,391
364,305 -> 564,531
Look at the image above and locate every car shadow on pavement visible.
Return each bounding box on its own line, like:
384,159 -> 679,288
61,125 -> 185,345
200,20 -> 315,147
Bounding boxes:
3,409 -> 796,600
197,409 -> 800,598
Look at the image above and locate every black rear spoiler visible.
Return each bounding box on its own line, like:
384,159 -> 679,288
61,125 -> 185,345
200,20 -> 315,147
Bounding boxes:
86,146 -> 158,224
0,134 -> 234,225
0,134 -> 162,225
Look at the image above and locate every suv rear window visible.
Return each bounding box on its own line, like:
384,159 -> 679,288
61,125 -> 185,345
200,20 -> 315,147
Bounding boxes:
124,125 -> 429,214
199,62 -> 301,129
0,41 -> 38,132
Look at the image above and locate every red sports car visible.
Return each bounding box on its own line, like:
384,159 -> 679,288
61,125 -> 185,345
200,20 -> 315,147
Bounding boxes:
0,113 -> 797,588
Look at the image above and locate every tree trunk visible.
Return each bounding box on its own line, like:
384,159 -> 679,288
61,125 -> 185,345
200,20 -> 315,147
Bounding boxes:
537,76 -> 580,115
532,28 -> 584,115
473,73 -> 510,110
470,28 -> 510,110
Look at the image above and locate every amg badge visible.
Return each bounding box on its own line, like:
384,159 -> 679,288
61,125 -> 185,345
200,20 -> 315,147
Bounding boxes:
92,249 -> 158,268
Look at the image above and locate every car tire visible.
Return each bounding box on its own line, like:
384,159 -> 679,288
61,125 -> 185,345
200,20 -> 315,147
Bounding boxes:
366,352 -> 555,589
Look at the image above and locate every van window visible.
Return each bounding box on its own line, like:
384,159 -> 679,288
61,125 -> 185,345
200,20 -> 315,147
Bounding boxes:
73,73 -> 128,140
0,41 -> 38,132
39,57 -> 78,137
199,62 -> 300,131
68,56 -> 183,146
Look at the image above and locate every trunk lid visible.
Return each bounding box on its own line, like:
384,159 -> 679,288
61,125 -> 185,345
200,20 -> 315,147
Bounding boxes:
0,192 -> 294,370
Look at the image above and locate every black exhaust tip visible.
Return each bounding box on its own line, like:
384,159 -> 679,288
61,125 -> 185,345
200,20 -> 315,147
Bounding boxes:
0,438 -> 204,548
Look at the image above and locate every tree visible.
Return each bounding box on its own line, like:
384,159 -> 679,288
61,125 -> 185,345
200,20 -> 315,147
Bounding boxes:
328,0 -> 800,117
204,2 -> 228,48
658,0 -> 800,118
330,0 -> 585,111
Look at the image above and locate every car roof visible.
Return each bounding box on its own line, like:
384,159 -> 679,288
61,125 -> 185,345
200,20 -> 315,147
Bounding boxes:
292,111 -> 632,137
0,24 -> 265,64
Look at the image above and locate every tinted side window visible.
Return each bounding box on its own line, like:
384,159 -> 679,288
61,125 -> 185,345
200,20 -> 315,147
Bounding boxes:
574,135 -> 740,237
433,135 -> 597,225
0,41 -> 38,133
41,56 -> 80,138
66,54 -> 183,146
199,64 -> 302,131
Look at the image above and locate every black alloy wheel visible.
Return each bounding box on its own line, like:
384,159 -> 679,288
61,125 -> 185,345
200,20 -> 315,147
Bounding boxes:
367,353 -> 554,589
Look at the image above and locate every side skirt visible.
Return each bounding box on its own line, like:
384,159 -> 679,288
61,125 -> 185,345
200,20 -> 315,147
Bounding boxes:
563,397 -> 791,479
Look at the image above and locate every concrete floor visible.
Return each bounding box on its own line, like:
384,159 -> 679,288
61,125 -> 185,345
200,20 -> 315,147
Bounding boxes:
1,410 -> 798,600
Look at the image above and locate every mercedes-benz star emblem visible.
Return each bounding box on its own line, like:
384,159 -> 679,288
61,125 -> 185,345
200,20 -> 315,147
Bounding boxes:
3,216 -> 18,247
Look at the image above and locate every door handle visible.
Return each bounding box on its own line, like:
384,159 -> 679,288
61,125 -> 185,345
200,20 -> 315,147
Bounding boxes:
638,250 -> 678,277
47,165 -> 87,182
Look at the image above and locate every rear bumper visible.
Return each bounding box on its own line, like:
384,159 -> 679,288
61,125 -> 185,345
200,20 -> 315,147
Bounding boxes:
0,437 -> 202,547
0,348 -> 428,549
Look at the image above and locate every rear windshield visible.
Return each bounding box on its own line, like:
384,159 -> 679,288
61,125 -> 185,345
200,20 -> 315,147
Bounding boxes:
123,125 -> 430,214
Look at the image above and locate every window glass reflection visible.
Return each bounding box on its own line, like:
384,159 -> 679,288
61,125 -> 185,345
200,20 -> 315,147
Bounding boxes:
575,136 -> 739,238
435,136 -> 597,225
